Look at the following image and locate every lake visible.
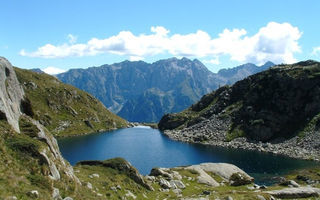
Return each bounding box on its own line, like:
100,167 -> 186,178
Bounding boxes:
58,126 -> 318,185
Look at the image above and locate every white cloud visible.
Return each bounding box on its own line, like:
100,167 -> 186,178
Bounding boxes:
203,57 -> 220,65
312,47 -> 320,56
67,34 -> 77,44
42,66 -> 66,75
20,22 -> 302,65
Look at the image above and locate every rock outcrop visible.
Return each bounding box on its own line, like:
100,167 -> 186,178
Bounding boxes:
0,57 -> 25,132
159,60 -> 320,160
0,57 -> 81,199
267,187 -> 320,198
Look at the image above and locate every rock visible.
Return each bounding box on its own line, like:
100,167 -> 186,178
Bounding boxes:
84,120 -> 94,129
91,173 -> 99,178
256,195 -> 266,200
63,197 -> 73,200
280,180 -> 300,187
125,190 -> 137,199
5,196 -> 17,200
229,172 -> 254,186
172,170 -> 182,180
259,185 -> 268,189
195,163 -> 253,182
27,190 -> 39,198
172,188 -> 182,195
225,196 -> 233,200
150,168 -> 173,180
297,175 -> 310,182
87,182 -> 93,189
145,175 -> 156,182
116,184 -> 122,190
171,180 -> 186,189
110,186 -> 117,191
202,190 -> 211,195
52,188 -> 62,200
0,57 -> 25,133
267,187 -> 320,198
159,178 -> 172,189
186,165 -> 220,187
97,193 -> 103,197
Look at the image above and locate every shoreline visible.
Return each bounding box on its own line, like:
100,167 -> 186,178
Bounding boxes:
163,130 -> 320,162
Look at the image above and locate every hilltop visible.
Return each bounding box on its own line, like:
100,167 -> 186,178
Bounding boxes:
159,60 -> 320,160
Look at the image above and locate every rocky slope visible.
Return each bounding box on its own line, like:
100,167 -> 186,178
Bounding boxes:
57,57 -> 273,122
0,57 -> 82,199
15,67 -> 128,137
159,60 -> 320,160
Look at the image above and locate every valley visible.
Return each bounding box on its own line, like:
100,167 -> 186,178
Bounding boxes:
0,56 -> 320,200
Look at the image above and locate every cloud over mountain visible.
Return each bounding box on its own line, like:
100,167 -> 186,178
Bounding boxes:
20,22 -> 301,65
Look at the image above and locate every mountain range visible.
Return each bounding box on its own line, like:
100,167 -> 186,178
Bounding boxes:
57,58 -> 274,122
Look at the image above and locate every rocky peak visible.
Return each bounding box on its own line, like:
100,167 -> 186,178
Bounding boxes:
0,57 -> 25,132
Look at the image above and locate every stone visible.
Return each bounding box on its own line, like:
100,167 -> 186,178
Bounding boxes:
280,180 -> 300,187
259,185 -> 268,189
172,170 -> 182,180
172,188 -> 182,195
145,175 -> 156,181
27,190 -> 39,198
229,172 -> 254,186
125,190 -> 136,199
110,186 -> 117,191
52,188 -> 62,200
171,180 -> 186,189
202,190 -> 211,195
150,168 -> 173,180
5,196 -> 17,200
256,195 -> 266,200
116,184 -> 122,190
87,182 -> 93,189
186,165 -> 220,187
0,57 -> 25,133
63,197 -> 73,200
225,196 -> 233,200
92,173 -> 99,178
267,187 -> 320,198
159,178 -> 172,189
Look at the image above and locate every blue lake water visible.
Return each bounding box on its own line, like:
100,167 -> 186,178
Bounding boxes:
58,126 -> 318,185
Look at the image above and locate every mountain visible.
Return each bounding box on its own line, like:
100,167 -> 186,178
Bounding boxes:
57,57 -> 273,122
158,60 -> 320,160
217,61 -> 275,84
15,66 -> 128,137
30,68 -> 44,74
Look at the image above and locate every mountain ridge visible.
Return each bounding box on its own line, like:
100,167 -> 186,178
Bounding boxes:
57,57 -> 274,122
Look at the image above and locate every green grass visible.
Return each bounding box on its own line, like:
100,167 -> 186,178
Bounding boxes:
226,125 -> 245,142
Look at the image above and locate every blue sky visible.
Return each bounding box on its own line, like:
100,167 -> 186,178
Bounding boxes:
1,0 -> 320,73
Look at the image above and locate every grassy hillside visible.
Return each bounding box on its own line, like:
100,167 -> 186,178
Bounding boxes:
15,68 -> 128,137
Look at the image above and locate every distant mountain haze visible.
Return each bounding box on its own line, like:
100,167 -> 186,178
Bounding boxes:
57,57 -> 274,122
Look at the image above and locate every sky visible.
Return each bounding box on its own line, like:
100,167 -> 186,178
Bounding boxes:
1,0 -> 320,74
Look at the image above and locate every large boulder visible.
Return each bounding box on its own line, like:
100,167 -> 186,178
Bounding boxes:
0,57 -> 25,132
267,187 -> 320,199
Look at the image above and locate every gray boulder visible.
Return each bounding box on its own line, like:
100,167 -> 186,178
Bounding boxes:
267,187 -> 320,198
0,57 -> 25,133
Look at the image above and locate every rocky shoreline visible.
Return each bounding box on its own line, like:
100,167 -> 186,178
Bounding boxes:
163,128 -> 320,162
